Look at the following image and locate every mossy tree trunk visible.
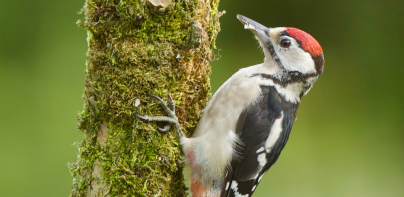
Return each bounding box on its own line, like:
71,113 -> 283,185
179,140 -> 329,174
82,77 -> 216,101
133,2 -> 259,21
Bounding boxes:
69,0 -> 221,196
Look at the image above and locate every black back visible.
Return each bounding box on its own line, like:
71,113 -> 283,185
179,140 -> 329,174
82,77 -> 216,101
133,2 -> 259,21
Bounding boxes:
220,85 -> 299,197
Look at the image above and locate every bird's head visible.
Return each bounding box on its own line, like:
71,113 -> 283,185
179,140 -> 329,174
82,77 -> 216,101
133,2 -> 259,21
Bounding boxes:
237,15 -> 324,85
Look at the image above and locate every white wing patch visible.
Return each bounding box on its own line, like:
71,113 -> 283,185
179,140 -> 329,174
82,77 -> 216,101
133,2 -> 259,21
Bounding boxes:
231,181 -> 250,197
256,147 -> 265,153
265,112 -> 284,153
257,153 -> 266,166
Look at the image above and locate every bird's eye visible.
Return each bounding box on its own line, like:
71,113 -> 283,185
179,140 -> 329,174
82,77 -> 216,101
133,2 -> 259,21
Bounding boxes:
280,39 -> 291,48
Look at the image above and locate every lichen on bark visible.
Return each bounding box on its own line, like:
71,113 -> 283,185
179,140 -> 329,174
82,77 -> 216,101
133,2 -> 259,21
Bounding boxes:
68,0 -> 221,196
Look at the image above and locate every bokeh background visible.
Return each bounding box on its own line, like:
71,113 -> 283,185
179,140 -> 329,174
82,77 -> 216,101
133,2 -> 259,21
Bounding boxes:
1,0 -> 403,196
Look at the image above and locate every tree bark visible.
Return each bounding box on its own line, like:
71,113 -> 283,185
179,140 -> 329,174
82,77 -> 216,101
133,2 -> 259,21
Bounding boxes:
68,0 -> 221,196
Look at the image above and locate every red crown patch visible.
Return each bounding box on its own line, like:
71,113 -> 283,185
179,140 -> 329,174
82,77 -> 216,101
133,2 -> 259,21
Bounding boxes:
285,28 -> 323,57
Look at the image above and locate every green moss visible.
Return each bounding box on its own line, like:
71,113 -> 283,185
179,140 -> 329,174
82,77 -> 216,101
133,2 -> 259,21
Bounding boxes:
69,0 -> 221,196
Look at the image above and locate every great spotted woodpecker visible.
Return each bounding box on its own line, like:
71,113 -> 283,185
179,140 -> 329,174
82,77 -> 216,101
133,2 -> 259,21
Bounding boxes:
136,15 -> 325,197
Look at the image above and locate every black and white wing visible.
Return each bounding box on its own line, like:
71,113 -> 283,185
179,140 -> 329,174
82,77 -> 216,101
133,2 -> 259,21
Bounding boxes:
220,85 -> 299,197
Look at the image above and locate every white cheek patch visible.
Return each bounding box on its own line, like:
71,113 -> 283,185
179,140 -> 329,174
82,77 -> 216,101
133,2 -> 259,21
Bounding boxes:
275,37 -> 316,74
257,77 -> 302,103
274,83 -> 303,103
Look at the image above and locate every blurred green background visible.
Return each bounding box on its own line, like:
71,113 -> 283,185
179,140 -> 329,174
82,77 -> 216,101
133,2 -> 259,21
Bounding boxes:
1,0 -> 403,196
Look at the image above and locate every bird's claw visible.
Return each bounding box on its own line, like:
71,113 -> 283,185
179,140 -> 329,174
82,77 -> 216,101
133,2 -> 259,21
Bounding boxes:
136,94 -> 184,138
158,124 -> 171,132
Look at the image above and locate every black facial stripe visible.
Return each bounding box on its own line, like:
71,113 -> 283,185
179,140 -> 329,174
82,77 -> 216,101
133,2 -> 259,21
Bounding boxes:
286,71 -> 318,82
266,41 -> 284,69
250,73 -> 283,86
250,72 -> 318,87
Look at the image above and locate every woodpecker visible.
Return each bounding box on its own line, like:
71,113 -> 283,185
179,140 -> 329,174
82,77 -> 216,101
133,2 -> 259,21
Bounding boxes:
136,15 -> 324,197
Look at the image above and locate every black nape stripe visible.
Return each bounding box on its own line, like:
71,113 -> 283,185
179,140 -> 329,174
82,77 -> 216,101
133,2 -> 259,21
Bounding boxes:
313,53 -> 325,75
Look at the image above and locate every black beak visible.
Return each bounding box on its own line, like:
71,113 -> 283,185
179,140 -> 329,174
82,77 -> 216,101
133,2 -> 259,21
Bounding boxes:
237,15 -> 271,44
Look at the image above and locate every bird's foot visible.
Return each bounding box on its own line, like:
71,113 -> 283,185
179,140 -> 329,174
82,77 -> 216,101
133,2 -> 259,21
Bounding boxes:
136,94 -> 184,138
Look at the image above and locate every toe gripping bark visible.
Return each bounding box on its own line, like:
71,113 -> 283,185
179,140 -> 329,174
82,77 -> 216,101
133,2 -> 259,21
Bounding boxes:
135,94 -> 185,138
